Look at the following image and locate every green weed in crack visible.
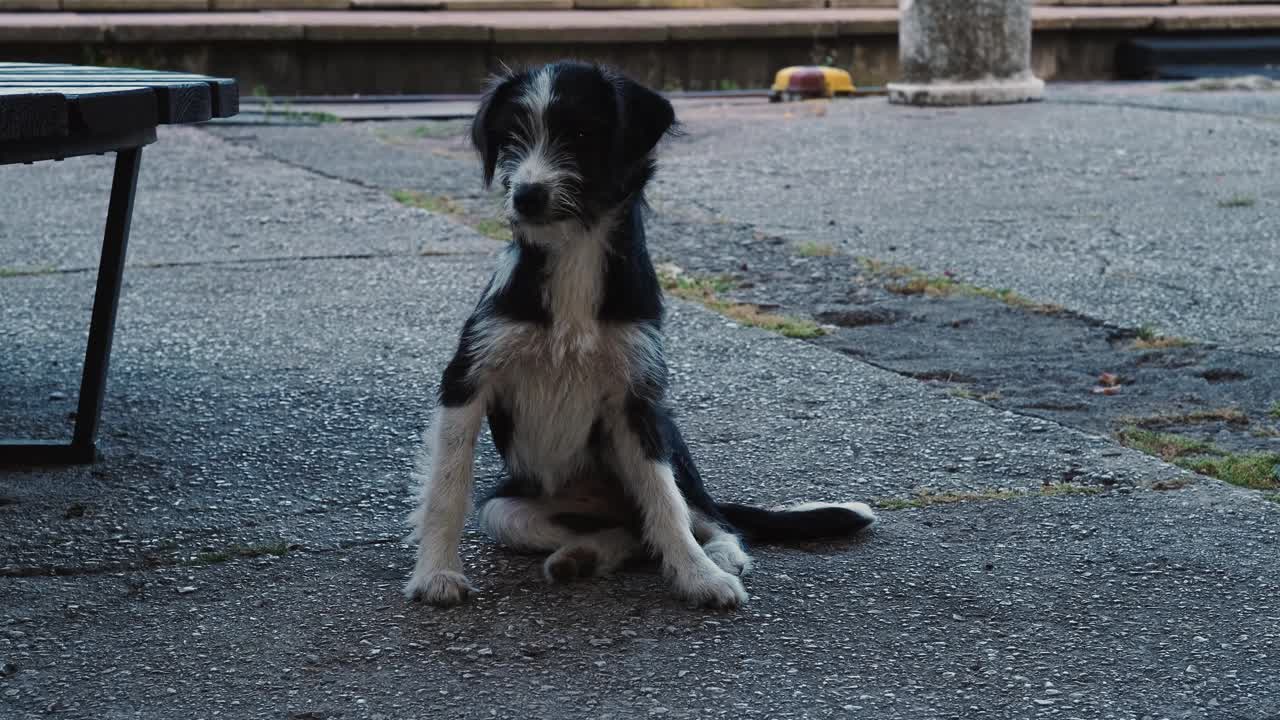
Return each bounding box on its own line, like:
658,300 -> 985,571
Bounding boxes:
0,266 -> 58,278
1218,195 -> 1257,209
1130,325 -> 1192,350
796,241 -> 837,258
1115,427 -> 1280,492
193,541 -> 290,566
857,257 -> 1065,315
657,266 -> 824,339
391,190 -> 511,243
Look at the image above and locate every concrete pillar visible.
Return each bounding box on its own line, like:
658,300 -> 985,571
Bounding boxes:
887,0 -> 1044,106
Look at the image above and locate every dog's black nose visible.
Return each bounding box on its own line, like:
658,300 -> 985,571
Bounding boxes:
512,183 -> 549,218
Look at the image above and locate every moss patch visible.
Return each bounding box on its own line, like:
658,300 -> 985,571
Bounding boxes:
660,271 -> 737,298
392,189 -> 510,243
721,303 -> 826,339
0,265 -> 57,278
796,241 -> 837,258
859,259 -> 1064,315
947,387 -> 1001,402
1182,454 -> 1280,491
471,217 -> 513,243
1115,427 -> 1217,461
1130,325 -> 1193,350
1115,427 -> 1279,491
856,257 -> 917,279
391,189 -> 461,215
658,267 -> 824,339
253,93 -> 340,125
1118,408 -> 1249,429
411,120 -> 469,139
195,541 -> 290,566
1218,195 -> 1257,209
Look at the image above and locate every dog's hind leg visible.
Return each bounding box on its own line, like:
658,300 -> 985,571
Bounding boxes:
672,423 -> 754,579
692,510 -> 753,578
607,409 -> 747,609
479,496 -> 639,583
542,528 -> 637,584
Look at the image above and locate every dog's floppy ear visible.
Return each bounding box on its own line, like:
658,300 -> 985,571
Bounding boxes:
471,73 -> 520,187
616,76 -> 676,166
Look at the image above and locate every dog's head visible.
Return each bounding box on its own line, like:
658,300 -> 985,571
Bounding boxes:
471,62 -> 676,228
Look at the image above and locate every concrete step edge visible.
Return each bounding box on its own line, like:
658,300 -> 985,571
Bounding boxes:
3,6 -> 1280,44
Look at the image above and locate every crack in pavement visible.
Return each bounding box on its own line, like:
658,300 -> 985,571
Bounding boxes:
1049,96 -> 1280,123
0,535 -> 402,579
0,251 -> 487,280
643,215 -> 1280,484
202,127 -> 386,193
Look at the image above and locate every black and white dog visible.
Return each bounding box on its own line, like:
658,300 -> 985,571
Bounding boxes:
405,62 -> 875,610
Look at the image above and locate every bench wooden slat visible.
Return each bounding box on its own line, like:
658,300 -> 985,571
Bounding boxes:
60,88 -> 162,136
0,74 -> 237,118
0,66 -> 232,81
0,91 -> 68,142
0,63 -> 238,137
0,71 -> 213,80
0,64 -> 190,73
0,86 -> 164,140
1,81 -> 211,124
0,67 -> 231,79
0,63 -> 75,71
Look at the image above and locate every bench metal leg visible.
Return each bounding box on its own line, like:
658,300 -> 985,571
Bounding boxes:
0,146 -> 142,466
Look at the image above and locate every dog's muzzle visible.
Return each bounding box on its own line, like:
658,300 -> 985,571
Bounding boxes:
512,183 -> 550,221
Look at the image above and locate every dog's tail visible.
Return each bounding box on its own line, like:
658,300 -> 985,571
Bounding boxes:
715,501 -> 876,543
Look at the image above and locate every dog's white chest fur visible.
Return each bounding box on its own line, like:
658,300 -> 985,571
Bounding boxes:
489,341 -> 622,490
479,222 -> 641,491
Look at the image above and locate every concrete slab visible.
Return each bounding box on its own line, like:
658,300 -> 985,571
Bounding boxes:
655,91 -> 1280,354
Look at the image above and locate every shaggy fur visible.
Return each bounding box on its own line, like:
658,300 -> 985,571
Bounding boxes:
404,62 -> 876,609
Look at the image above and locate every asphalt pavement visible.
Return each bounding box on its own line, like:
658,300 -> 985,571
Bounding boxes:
1,83 -> 1277,720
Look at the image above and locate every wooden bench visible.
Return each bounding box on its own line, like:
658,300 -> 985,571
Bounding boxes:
0,63 -> 238,465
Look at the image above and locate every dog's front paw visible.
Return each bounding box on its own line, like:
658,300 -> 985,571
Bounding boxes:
673,566 -> 748,610
404,569 -> 474,606
704,536 -> 753,577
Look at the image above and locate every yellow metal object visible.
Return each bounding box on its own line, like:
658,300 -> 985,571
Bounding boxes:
769,66 -> 855,102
